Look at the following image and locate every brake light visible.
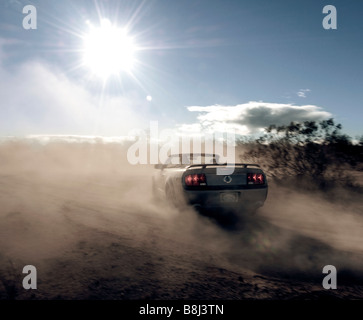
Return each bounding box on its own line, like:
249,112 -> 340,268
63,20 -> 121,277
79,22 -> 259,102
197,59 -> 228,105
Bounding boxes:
247,173 -> 264,185
185,174 -> 207,186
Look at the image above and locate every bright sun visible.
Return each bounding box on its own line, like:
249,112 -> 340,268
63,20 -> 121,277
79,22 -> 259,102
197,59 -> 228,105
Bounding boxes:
82,19 -> 136,79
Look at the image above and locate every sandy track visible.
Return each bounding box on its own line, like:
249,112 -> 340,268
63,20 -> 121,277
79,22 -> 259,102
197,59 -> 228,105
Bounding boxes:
0,145 -> 363,300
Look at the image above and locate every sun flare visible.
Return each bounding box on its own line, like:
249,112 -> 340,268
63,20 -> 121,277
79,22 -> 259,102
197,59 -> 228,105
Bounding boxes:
82,19 -> 136,79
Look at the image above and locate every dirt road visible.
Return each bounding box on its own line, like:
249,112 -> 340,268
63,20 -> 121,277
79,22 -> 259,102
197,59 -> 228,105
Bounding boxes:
0,142 -> 363,300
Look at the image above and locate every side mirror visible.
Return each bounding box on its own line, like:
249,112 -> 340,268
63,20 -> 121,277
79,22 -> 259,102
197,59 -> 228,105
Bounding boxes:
154,164 -> 164,170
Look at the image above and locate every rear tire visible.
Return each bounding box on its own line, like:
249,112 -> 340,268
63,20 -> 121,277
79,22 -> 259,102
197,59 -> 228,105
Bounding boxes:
165,184 -> 177,207
165,183 -> 185,208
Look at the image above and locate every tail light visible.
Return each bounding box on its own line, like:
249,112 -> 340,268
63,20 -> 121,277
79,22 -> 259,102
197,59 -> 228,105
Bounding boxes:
185,174 -> 207,186
247,173 -> 264,185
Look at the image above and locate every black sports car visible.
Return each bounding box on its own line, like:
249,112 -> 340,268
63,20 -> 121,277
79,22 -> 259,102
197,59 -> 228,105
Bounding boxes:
152,153 -> 268,214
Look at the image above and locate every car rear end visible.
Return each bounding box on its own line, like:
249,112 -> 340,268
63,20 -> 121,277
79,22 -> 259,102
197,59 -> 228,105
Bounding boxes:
181,164 -> 268,212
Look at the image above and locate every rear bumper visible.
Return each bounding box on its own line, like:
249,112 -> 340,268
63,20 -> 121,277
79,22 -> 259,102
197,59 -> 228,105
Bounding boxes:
183,187 -> 268,209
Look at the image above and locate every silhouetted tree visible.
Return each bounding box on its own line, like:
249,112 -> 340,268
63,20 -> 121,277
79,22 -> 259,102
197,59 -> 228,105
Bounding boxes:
239,118 -> 362,188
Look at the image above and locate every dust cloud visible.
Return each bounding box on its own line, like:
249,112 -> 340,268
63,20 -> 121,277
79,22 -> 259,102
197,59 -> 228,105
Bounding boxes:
0,140 -> 363,299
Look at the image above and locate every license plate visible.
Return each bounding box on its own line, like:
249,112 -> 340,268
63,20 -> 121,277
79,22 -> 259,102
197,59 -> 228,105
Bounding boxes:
220,192 -> 239,203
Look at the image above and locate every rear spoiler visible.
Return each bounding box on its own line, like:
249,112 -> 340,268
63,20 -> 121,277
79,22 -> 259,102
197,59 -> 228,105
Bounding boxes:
186,163 -> 261,169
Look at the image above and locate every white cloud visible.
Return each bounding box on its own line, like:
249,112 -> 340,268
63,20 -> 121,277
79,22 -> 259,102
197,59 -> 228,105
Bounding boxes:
184,101 -> 332,135
297,89 -> 311,98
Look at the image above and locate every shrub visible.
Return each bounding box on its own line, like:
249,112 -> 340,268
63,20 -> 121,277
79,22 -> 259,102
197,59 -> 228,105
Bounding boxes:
239,119 -> 363,190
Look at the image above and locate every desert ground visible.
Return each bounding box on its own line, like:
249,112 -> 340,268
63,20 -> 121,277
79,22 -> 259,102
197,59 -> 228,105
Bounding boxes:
0,141 -> 363,300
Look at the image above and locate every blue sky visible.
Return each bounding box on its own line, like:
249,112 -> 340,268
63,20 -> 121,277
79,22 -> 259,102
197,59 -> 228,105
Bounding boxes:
0,0 -> 362,138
